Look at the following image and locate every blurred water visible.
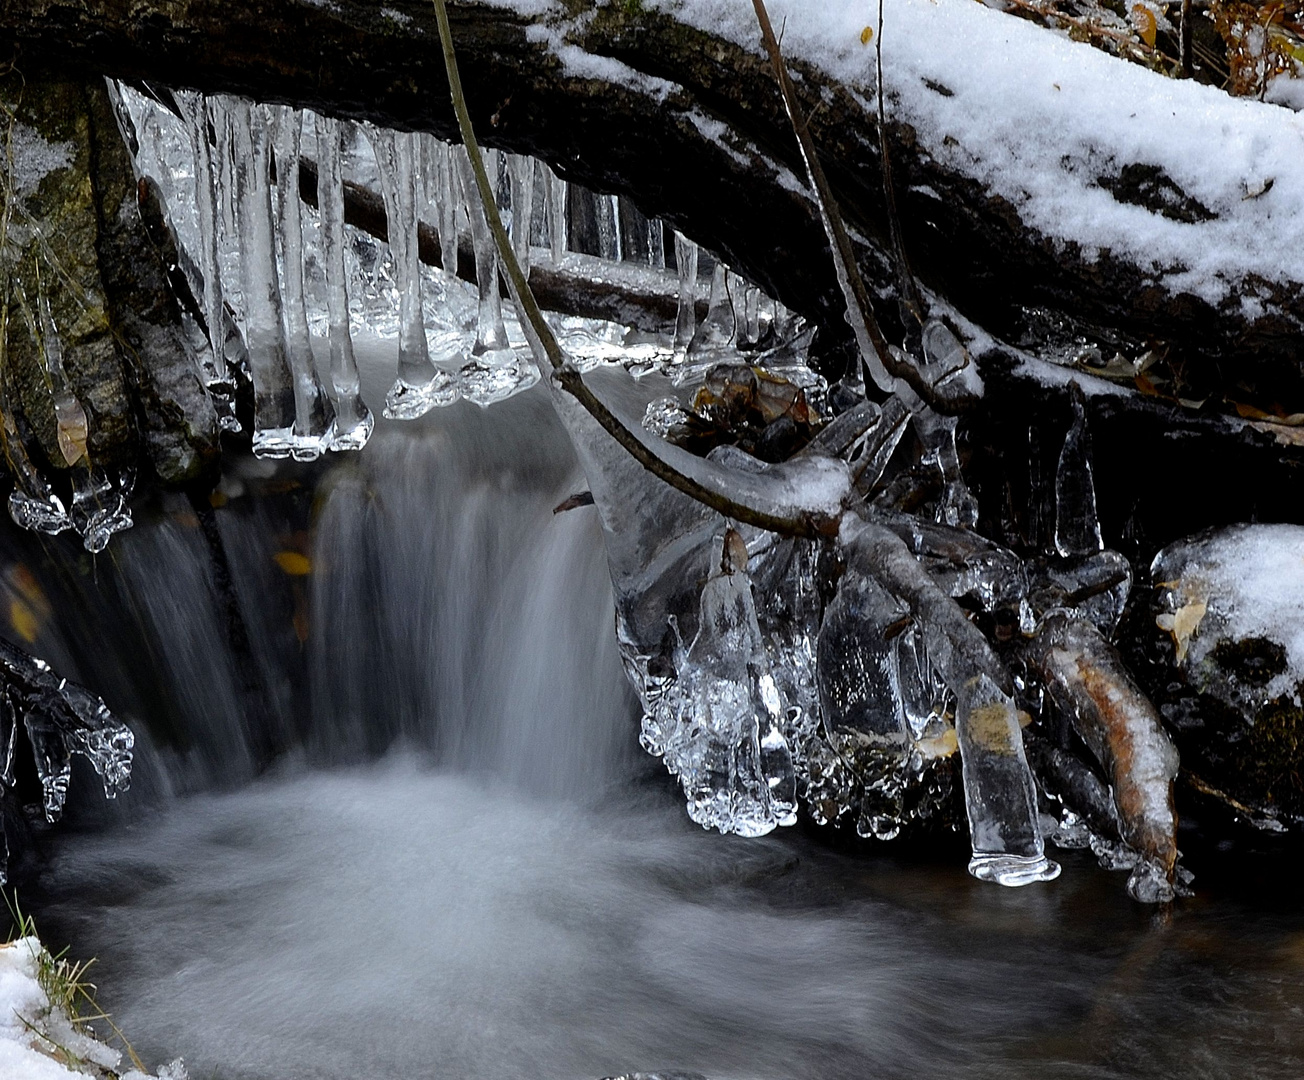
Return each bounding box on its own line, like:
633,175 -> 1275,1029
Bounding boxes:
5,344 -> 1304,1080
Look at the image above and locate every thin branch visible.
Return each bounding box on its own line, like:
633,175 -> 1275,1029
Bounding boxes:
875,0 -> 923,323
750,0 -> 953,410
429,0 -> 823,538
749,0 -> 894,393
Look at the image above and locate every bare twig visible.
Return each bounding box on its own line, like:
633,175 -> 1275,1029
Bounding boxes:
429,0 -> 823,538
749,0 -> 893,392
749,0 -> 954,410
875,0 -> 923,323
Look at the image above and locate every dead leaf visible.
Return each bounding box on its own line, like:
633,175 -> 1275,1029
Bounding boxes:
1156,600 -> 1206,664
9,597 -> 38,643
1131,4 -> 1157,47
860,25 -> 874,45
274,551 -> 312,576
54,397 -> 89,466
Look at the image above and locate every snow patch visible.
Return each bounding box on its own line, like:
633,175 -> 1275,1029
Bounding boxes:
636,0 -> 1304,306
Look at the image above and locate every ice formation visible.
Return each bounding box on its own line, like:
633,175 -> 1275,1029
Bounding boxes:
369,124 -> 459,419
452,146 -> 535,406
0,639 -> 134,883
315,113 -> 374,451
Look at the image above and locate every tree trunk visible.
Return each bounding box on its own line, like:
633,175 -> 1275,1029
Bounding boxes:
3,0 -> 1303,406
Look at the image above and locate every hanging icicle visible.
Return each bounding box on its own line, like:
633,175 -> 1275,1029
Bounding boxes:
230,98 -> 300,458
174,89 -> 240,433
368,124 -> 458,419
452,144 -> 535,408
315,113 -> 374,452
273,106 -> 336,459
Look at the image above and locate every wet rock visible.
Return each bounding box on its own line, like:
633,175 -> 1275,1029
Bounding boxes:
88,84 -> 220,486
0,70 -> 219,493
0,71 -> 135,474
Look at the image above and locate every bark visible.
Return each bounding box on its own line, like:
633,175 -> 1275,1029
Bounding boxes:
2,0 -> 1302,405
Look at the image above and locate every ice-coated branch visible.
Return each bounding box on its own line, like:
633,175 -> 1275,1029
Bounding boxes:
840,513 -> 1058,884
1024,611 -> 1181,902
748,0 -> 893,394
429,0 -> 835,540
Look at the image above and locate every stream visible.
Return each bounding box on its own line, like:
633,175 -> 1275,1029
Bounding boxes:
9,343 -> 1304,1080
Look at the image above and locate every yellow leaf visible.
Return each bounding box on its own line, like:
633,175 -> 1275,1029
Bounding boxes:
860,25 -> 874,45
9,597 -> 39,643
1130,4 -> 1157,48
274,551 -> 312,576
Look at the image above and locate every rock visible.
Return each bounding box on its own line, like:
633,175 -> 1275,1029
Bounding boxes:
0,71 -> 136,475
0,69 -> 220,493
1146,524 -> 1304,829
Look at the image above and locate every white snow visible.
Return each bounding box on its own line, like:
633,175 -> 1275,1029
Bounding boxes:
0,936 -> 183,1080
497,0 -> 1304,309
1154,524 -> 1304,703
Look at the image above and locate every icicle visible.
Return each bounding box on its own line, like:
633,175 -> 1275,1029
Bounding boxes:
174,89 -> 240,432
547,166 -> 567,264
0,372 -> 70,535
24,712 -> 71,822
956,673 -> 1061,885
673,232 -> 698,355
435,136 -> 461,277
23,293 -> 133,551
273,106 -> 336,459
689,262 -> 735,355
368,125 -> 457,419
70,467 -> 134,554
595,192 -> 620,261
508,154 -> 535,272
0,639 -> 134,826
231,98 -> 299,457
913,408 -> 979,529
452,144 -> 534,407
210,96 -> 244,316
645,529 -> 797,837
647,219 -> 666,270
315,114 -> 374,451
816,565 -> 912,840
1054,382 -> 1104,558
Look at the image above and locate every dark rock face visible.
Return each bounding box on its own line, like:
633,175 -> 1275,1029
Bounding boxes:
0,72 -> 136,474
86,82 -> 220,486
0,69 -> 219,489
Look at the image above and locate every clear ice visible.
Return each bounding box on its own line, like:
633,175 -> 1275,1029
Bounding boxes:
229,98 -> 300,458
273,106 -> 336,460
0,638 -> 134,883
175,89 -> 240,432
453,145 -> 535,407
641,529 -> 798,837
369,125 -> 457,419
673,232 -> 698,355
314,113 -> 374,451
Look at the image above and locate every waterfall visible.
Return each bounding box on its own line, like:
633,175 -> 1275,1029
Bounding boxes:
0,344 -> 638,814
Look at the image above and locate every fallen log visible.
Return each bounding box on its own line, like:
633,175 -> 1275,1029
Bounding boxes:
3,0 -> 1304,406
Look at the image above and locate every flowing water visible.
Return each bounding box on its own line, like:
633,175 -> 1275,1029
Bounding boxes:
6,345 -> 1304,1080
